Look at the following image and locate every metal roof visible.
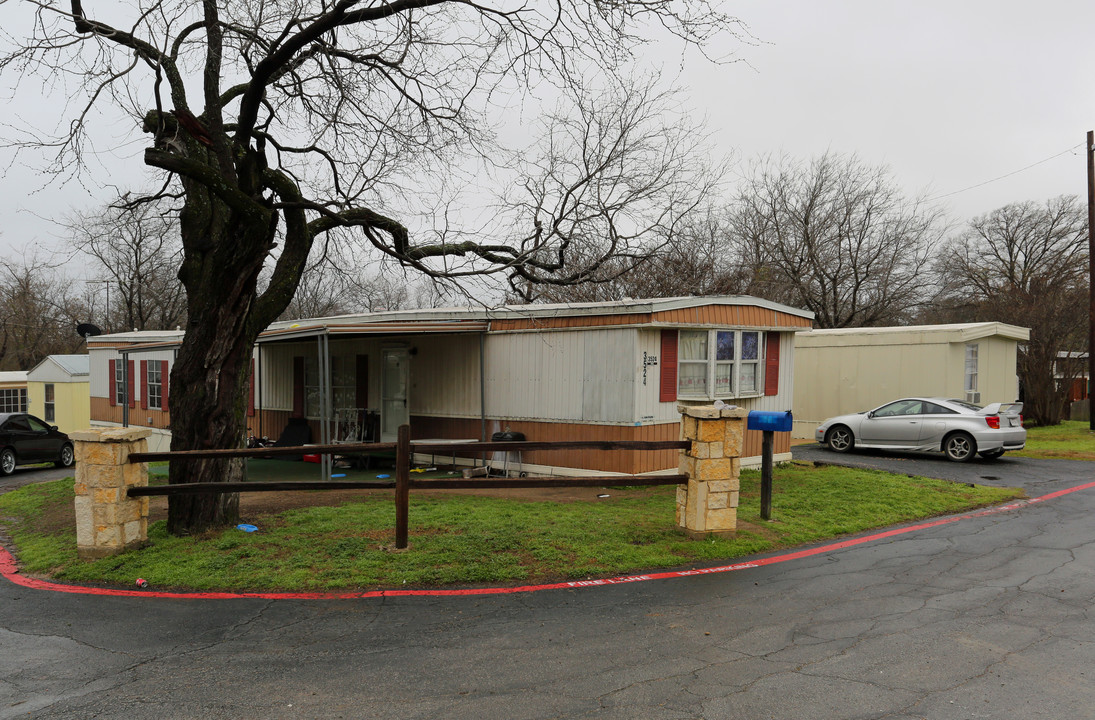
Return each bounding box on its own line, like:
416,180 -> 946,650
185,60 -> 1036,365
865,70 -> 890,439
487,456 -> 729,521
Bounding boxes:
796,322 -> 1030,343
28,354 -> 90,377
263,295 -> 814,332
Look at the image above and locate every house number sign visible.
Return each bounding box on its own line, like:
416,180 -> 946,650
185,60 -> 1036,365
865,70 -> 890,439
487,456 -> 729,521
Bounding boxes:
642,351 -> 658,385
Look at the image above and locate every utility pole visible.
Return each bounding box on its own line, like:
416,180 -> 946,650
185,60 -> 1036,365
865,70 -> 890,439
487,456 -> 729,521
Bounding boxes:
1088,130 -> 1094,431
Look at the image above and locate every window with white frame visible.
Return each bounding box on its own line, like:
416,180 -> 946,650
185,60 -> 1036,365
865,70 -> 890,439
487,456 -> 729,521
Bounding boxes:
0,388 -> 27,413
115,362 -> 127,405
147,363 -> 163,410
304,355 -> 357,418
679,329 -> 764,399
44,384 -> 55,422
964,343 -> 979,403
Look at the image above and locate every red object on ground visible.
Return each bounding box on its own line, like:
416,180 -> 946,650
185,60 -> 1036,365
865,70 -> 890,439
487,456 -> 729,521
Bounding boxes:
303,454 -> 320,463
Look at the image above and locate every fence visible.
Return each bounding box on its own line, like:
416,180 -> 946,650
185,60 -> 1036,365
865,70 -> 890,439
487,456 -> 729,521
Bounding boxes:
126,425 -> 691,549
71,406 -> 744,558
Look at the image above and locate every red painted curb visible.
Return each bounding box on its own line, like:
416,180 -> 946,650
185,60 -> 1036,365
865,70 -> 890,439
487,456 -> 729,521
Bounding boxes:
5,481 -> 1093,601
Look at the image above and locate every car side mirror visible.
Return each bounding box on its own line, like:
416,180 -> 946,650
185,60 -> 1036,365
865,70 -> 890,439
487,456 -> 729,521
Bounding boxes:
50,425 -> 59,432
866,411 -> 874,419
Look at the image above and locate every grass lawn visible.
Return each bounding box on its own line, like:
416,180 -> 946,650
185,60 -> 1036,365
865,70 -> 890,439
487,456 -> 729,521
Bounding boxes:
0,463 -> 1021,593
1014,420 -> 1095,460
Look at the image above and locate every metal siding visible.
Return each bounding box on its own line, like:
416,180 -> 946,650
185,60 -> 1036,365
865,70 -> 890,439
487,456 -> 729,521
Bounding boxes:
485,329 -> 635,423
582,329 -> 635,421
408,334 -> 481,416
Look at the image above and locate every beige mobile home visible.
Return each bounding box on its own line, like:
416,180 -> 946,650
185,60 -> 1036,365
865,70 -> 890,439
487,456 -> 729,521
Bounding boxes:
88,296 -> 815,472
792,322 -> 1029,439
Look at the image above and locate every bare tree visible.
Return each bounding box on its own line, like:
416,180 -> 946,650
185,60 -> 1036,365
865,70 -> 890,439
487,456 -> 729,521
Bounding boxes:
931,196 -> 1088,425
66,199 -> 187,332
2,0 -> 744,532
730,153 -> 945,327
517,207 -> 749,302
0,259 -> 87,371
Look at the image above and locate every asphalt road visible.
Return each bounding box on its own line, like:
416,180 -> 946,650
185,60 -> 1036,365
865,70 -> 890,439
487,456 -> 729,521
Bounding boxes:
2,451 -> 1094,719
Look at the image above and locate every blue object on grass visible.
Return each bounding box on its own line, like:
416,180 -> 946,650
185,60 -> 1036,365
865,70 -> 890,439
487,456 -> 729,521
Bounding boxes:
377,474 -> 391,479
237,524 -> 258,532
331,473 -> 346,478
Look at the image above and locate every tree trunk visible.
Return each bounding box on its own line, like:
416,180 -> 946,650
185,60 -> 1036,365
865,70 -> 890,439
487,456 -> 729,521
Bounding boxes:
165,174 -> 282,534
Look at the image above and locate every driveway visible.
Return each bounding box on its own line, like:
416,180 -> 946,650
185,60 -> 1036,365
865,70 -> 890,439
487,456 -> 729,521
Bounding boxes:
0,463 -> 74,493
791,442 -> 1089,495
2,453 -> 1094,718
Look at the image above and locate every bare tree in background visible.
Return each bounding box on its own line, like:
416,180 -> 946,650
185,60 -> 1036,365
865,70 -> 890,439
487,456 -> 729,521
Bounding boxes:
931,196 -> 1088,425
2,0 -> 743,532
518,208 -> 749,302
0,259 -> 87,371
66,200 -> 187,332
731,153 -> 945,327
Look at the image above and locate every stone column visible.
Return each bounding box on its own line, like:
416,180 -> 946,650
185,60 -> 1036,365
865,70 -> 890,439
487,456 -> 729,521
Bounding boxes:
71,428 -> 151,560
676,404 -> 746,537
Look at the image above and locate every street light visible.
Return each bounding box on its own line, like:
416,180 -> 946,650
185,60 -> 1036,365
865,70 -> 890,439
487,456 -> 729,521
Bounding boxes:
1088,131 -> 1094,431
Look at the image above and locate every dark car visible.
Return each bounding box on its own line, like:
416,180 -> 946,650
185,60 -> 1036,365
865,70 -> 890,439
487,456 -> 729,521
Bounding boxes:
0,412 -> 75,475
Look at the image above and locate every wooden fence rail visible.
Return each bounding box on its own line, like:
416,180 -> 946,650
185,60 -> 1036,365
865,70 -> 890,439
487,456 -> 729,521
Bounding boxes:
127,425 -> 690,549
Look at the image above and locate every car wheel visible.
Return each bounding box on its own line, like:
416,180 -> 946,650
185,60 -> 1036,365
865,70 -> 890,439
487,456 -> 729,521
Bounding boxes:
944,432 -> 976,462
978,448 -> 1005,460
55,443 -> 75,468
0,448 -> 16,476
825,425 -> 855,453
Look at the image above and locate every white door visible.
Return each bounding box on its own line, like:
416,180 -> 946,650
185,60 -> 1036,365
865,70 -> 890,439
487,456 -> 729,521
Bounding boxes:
381,348 -> 410,441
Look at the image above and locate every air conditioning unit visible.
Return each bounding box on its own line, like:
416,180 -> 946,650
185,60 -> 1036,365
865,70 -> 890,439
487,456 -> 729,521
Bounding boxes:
965,391 -> 981,404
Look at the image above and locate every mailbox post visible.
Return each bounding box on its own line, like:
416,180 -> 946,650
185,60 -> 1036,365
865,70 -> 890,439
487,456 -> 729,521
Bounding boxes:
746,411 -> 793,521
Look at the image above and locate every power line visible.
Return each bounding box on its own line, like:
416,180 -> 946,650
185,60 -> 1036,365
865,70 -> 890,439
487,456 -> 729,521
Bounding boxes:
926,143 -> 1085,203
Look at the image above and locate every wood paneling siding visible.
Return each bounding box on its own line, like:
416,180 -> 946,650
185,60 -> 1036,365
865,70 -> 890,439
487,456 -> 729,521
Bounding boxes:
409,415 -> 788,474
489,306 -> 811,332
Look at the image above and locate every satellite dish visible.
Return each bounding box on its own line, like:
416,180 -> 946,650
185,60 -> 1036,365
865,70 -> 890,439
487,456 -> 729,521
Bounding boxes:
77,323 -> 103,338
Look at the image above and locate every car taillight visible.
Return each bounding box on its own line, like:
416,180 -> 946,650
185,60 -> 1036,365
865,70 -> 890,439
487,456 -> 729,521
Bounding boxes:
1019,415 -> 1024,427
985,416 -> 1000,429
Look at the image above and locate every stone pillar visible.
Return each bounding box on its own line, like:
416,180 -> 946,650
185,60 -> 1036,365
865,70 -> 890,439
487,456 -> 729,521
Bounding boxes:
676,404 -> 746,537
71,428 -> 151,560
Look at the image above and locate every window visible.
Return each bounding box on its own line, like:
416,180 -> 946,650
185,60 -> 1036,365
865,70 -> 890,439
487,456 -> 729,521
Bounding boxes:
678,329 -> 765,400
44,384 -> 55,422
964,343 -> 979,404
147,364 -> 163,410
115,362 -> 127,405
873,399 -> 923,417
0,388 -> 27,413
304,355 -> 357,418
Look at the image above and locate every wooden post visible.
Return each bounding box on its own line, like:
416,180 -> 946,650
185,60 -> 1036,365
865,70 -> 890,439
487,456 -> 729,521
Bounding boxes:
395,424 -> 410,549
760,430 -> 774,521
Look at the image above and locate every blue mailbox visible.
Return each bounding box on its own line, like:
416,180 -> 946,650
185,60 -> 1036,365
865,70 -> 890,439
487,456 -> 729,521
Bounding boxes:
747,410 -> 793,433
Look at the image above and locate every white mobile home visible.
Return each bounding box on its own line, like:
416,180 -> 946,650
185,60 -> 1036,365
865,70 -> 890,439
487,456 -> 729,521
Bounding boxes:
89,296 -> 814,471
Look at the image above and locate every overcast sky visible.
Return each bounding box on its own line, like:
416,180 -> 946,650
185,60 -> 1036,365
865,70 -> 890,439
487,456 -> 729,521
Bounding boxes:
2,0 -> 1093,266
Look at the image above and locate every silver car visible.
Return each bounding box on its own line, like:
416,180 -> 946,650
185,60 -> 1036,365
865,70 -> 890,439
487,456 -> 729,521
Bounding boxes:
815,397 -> 1025,462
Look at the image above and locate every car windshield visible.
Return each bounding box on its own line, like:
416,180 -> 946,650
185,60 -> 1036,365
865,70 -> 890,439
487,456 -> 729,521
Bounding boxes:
947,399 -> 983,412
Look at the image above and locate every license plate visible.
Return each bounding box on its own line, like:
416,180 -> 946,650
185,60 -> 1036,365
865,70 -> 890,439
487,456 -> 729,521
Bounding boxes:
1009,418 -> 1019,427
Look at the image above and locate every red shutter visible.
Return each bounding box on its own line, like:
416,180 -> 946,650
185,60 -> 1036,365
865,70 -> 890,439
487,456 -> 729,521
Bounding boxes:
128,360 -> 136,408
140,360 -> 149,410
292,356 -> 305,417
108,359 -> 117,407
248,359 -> 256,417
356,355 -> 369,408
161,360 -> 170,413
659,329 -> 678,403
764,333 -> 780,396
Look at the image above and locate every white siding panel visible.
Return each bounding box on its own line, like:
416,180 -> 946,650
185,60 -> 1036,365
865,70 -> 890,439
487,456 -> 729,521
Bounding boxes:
409,334 -> 481,416
582,330 -> 635,422
485,329 -> 637,423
